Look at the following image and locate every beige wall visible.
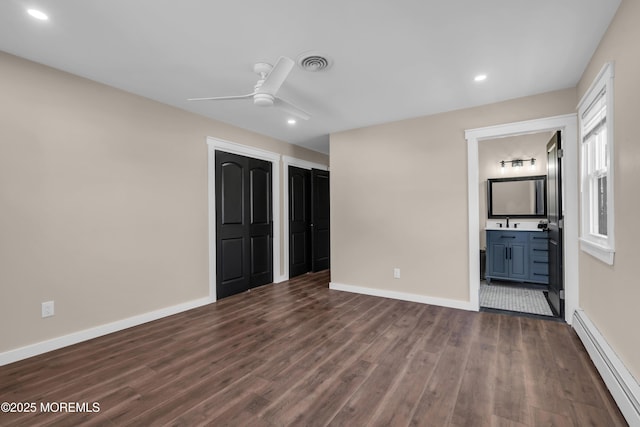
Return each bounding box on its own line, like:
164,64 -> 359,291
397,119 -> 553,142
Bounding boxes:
0,51 -> 328,353
331,0 -> 639,383
576,0 -> 640,381
330,88 -> 575,302
478,133 -> 551,248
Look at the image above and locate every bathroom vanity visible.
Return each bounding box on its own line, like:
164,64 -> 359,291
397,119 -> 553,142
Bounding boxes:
485,228 -> 549,285
485,174 -> 549,285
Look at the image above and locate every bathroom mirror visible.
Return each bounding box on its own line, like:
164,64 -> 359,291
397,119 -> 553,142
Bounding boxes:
487,175 -> 547,218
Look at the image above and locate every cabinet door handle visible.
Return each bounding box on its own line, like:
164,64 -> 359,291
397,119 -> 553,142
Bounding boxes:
501,236 -> 516,239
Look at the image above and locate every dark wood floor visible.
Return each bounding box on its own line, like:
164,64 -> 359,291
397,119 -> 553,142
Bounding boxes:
0,271 -> 627,426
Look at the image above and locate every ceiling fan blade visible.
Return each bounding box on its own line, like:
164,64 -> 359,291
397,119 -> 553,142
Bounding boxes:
274,97 -> 311,120
188,93 -> 255,101
258,56 -> 294,95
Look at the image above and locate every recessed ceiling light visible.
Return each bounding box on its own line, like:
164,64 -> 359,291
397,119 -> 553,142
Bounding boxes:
474,74 -> 487,82
27,9 -> 49,20
287,119 -> 296,125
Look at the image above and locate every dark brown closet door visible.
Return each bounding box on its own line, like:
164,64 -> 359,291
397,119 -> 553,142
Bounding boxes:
289,166 -> 311,278
311,169 -> 330,272
216,151 -> 272,299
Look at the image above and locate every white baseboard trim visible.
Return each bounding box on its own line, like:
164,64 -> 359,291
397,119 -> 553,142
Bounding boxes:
573,309 -> 640,426
329,282 -> 475,312
0,296 -> 214,367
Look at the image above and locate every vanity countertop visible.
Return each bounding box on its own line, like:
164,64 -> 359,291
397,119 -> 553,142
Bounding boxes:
485,227 -> 545,232
485,220 -> 547,232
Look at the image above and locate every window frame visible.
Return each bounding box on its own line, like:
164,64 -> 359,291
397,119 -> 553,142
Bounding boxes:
578,62 -> 615,265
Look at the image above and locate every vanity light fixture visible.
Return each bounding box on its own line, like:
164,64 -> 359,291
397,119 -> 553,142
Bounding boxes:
287,119 -> 296,125
500,158 -> 535,170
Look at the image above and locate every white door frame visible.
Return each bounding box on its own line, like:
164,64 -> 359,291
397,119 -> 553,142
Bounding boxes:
207,137 -> 282,301
465,113 -> 579,323
282,156 -> 329,280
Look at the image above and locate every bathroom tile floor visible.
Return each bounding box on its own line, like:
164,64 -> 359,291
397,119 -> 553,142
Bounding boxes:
480,280 -> 554,317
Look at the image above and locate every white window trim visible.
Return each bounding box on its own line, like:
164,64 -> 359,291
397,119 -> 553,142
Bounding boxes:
577,62 -> 615,265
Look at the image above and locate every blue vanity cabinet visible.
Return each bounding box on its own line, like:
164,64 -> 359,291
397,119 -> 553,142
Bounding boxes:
528,232 -> 550,284
486,230 -> 528,282
485,230 -> 548,285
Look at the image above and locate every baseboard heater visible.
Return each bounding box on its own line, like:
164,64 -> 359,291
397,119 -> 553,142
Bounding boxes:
573,309 -> 640,426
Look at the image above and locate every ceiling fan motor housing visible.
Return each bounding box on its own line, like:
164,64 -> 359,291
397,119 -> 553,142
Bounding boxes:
254,93 -> 274,107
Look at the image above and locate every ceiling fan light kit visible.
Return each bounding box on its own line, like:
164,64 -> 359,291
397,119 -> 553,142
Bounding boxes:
189,56 -> 311,120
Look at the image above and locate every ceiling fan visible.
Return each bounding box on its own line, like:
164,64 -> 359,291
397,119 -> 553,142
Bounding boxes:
188,56 -> 310,120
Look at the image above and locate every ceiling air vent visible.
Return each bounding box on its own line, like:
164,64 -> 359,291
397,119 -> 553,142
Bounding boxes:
297,52 -> 331,72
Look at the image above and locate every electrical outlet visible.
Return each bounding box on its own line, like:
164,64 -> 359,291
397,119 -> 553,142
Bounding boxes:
42,301 -> 54,318
393,268 -> 401,279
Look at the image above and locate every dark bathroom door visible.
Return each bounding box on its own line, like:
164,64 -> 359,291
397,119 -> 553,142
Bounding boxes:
216,151 -> 272,299
311,169 -> 330,272
546,131 -> 564,317
288,166 -> 311,278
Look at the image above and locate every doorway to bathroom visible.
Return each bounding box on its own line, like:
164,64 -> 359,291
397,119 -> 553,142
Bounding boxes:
479,132 -> 559,318
465,114 -> 579,323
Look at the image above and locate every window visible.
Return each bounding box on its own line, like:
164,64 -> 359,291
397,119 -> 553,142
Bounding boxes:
578,62 -> 614,265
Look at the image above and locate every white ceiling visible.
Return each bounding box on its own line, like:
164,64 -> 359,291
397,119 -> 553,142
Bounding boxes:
0,1 -> 620,154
